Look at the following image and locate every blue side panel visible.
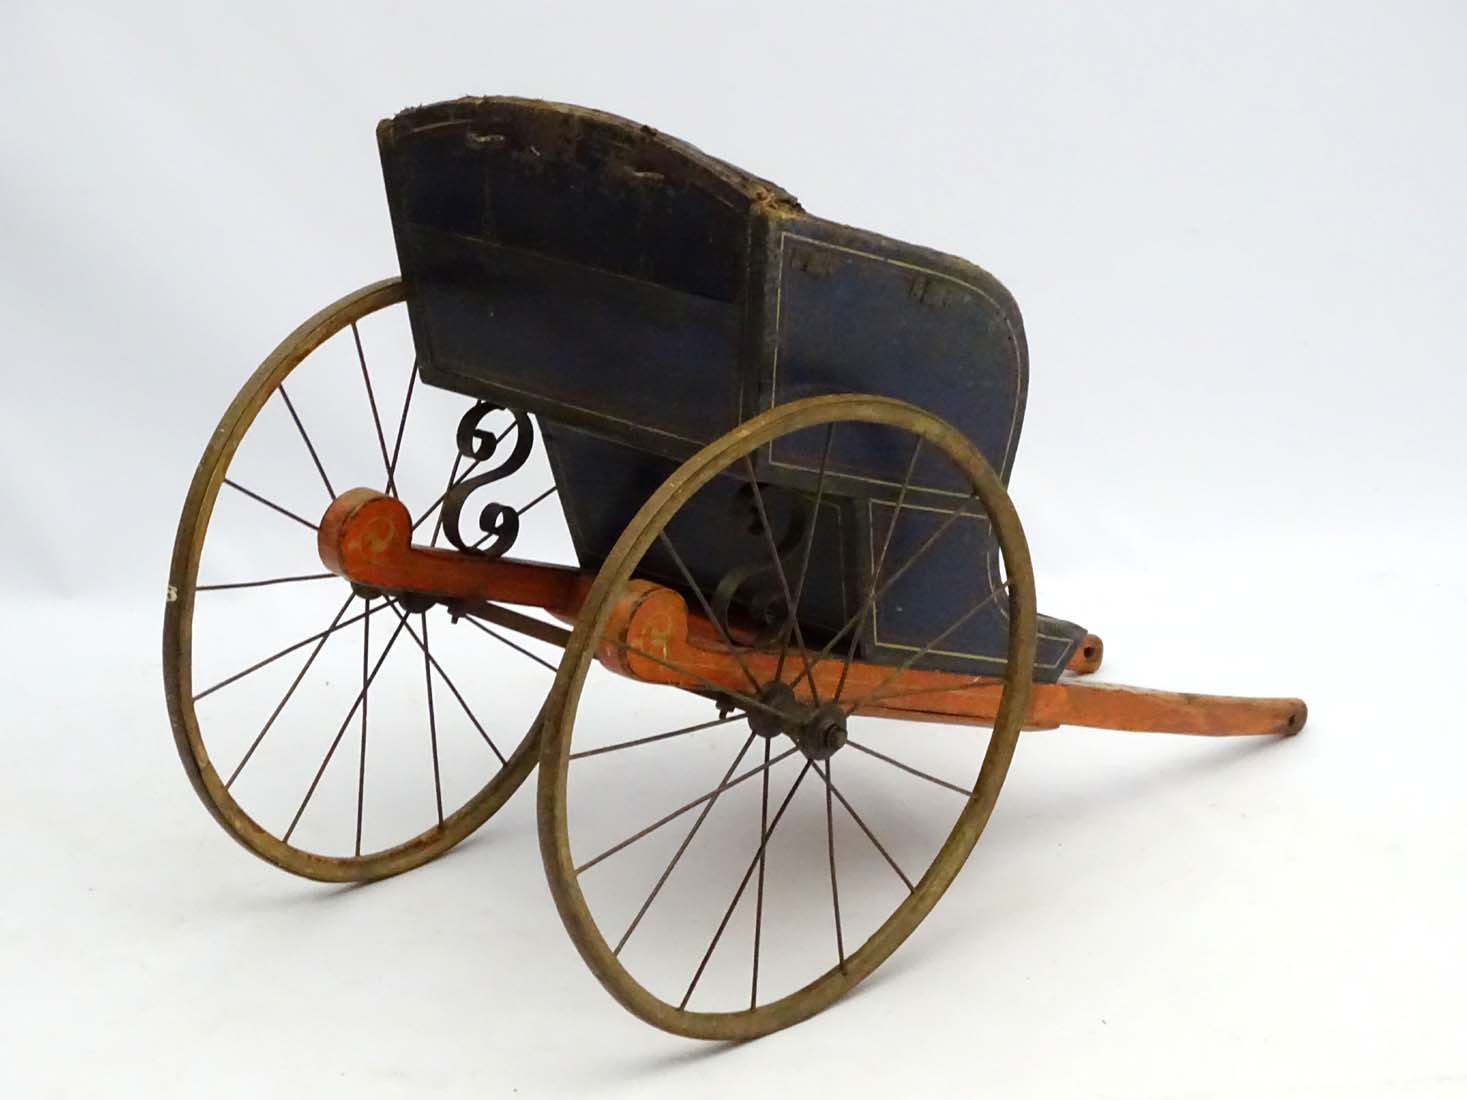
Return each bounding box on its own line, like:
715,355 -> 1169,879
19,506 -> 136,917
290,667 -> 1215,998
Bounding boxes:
753,213 -> 1085,679
863,499 -> 1083,679
752,213 -> 1028,496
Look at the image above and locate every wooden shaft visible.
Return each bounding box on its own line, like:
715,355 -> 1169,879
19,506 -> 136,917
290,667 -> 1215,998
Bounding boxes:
1027,681 -> 1304,735
320,489 -> 1304,737
602,582 -> 1306,737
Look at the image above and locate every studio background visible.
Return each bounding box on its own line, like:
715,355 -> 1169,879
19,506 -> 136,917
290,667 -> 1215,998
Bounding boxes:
3,2 -> 1464,1097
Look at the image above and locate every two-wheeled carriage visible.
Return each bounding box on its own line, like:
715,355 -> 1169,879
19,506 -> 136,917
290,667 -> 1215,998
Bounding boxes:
165,98 -> 1306,1039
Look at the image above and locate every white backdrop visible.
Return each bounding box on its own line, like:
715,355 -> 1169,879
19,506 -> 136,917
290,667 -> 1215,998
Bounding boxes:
3,2 -> 1465,1097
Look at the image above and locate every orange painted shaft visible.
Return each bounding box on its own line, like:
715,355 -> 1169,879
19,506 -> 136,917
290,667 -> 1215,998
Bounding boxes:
319,490 -> 1304,737
600,583 -> 1305,736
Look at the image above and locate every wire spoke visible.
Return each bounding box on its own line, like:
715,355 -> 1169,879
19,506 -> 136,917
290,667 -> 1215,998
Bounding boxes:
782,492 -> 981,699
569,714 -> 746,761
808,755 -> 914,892
658,531 -> 762,696
834,439 -> 923,700
278,383 -> 337,501
741,457 -> 819,704
420,452 -> 467,540
776,424 -> 834,682
385,361 -> 418,494
352,321 -> 396,497
355,598 -> 371,856
196,572 -> 335,592
459,613 -> 558,673
751,736 -> 772,1008
516,484 -> 558,518
193,598 -> 394,701
847,739 -> 972,798
226,593 -> 355,787
680,759 -> 813,1010
283,612 -> 407,844
823,758 -> 846,970
222,478 -> 319,533
613,732 -> 759,956
422,612 -> 444,825
386,604 -> 506,765
574,744 -> 801,875
844,581 -> 1013,716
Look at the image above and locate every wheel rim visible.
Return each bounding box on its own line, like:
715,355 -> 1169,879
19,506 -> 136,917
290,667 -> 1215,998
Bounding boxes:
537,394 -> 1037,1039
164,278 -> 562,882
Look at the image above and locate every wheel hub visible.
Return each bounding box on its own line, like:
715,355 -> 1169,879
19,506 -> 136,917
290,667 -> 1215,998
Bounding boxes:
747,682 -> 847,761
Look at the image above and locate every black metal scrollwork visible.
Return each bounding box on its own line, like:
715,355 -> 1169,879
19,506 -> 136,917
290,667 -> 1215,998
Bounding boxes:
441,401 -> 535,558
711,482 -> 808,645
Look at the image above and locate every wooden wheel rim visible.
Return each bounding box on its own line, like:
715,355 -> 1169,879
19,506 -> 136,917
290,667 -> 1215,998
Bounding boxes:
163,278 -> 540,882
537,394 -> 1038,1039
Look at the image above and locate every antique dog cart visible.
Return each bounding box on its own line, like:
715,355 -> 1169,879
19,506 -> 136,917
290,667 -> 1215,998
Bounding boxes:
165,98 -> 1307,1039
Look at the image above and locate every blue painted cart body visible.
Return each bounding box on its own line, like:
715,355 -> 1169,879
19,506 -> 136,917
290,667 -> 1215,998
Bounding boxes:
378,97 -> 1086,680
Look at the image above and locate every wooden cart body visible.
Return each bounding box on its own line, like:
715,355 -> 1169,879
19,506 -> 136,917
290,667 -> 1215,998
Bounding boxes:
378,97 -> 1087,680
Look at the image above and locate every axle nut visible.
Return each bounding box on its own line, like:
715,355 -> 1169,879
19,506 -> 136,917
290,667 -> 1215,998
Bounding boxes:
801,702 -> 848,761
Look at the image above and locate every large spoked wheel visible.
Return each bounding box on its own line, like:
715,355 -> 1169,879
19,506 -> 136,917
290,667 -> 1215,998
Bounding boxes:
538,394 -> 1038,1039
165,278 -> 565,882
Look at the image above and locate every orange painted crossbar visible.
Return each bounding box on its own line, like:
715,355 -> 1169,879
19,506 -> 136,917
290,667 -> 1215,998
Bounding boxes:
319,490 -> 1305,737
